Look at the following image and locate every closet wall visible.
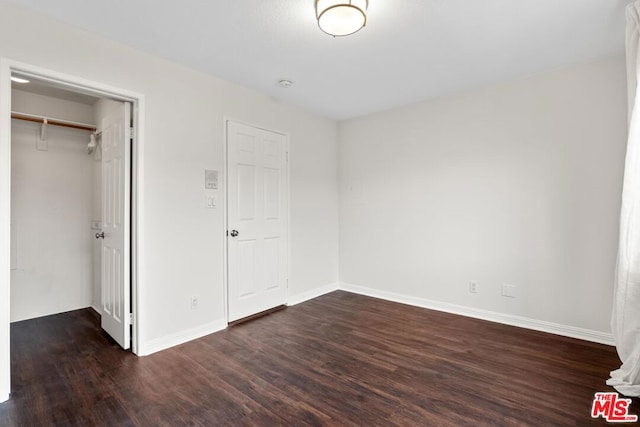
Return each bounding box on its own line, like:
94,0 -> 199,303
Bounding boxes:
10,89 -> 98,321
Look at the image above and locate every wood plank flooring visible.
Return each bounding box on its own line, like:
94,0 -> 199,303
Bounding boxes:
0,290 -> 635,426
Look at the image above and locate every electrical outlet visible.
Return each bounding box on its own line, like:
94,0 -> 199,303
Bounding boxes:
190,296 -> 198,310
502,284 -> 516,298
469,281 -> 478,293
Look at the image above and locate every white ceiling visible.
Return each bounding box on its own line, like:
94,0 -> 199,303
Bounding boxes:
6,0 -> 631,120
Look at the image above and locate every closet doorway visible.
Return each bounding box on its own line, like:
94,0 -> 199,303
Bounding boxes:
9,76 -> 134,349
0,61 -> 144,401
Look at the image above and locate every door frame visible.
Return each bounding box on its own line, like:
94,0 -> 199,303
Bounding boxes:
222,117 -> 291,323
0,58 -> 146,402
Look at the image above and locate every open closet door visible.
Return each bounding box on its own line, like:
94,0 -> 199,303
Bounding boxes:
100,102 -> 131,349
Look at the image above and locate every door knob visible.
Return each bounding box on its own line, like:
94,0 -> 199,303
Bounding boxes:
230,230 -> 239,237
95,232 -> 105,239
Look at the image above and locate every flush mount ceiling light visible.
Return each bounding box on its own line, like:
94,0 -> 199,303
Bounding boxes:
315,0 -> 368,37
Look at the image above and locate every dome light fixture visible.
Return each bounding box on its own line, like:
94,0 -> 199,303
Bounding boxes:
315,0 -> 368,37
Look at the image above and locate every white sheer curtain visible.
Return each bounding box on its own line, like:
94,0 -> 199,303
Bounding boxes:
608,0 -> 640,398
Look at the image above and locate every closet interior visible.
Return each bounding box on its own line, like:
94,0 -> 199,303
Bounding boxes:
10,75 -> 122,323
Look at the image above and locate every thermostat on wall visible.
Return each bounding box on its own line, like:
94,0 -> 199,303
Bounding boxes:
205,169 -> 218,189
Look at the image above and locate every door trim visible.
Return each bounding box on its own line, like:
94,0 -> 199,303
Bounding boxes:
222,117 -> 291,324
0,58 -> 146,402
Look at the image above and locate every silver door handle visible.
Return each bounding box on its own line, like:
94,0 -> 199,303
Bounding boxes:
230,230 -> 239,237
95,232 -> 105,239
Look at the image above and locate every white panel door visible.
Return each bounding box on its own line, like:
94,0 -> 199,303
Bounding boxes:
100,102 -> 131,349
227,121 -> 288,322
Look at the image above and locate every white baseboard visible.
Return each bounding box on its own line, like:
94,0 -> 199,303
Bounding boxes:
138,281 -> 339,356
139,319 -> 227,356
0,391 -> 8,404
90,305 -> 101,315
11,304 -> 98,323
339,282 -> 614,346
288,282 -> 339,306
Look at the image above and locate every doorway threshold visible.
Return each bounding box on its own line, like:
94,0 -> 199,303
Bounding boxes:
228,305 -> 287,327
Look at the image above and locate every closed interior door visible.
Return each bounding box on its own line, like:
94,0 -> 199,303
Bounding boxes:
227,120 -> 288,322
100,102 -> 131,349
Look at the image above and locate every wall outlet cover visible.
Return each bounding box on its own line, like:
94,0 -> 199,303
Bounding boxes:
469,281 -> 478,293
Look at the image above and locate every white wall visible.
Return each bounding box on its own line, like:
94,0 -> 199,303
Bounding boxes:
11,89 -> 95,124
0,1 -> 339,400
339,56 -> 627,335
10,89 -> 96,321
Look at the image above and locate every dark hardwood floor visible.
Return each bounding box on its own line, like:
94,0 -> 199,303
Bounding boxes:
0,291 -> 634,426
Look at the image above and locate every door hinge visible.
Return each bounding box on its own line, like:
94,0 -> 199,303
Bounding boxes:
286,278 -> 289,289
129,126 -> 135,141
129,313 -> 133,324
286,151 -> 289,162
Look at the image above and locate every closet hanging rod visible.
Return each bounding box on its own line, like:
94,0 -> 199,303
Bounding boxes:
11,111 -> 97,132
